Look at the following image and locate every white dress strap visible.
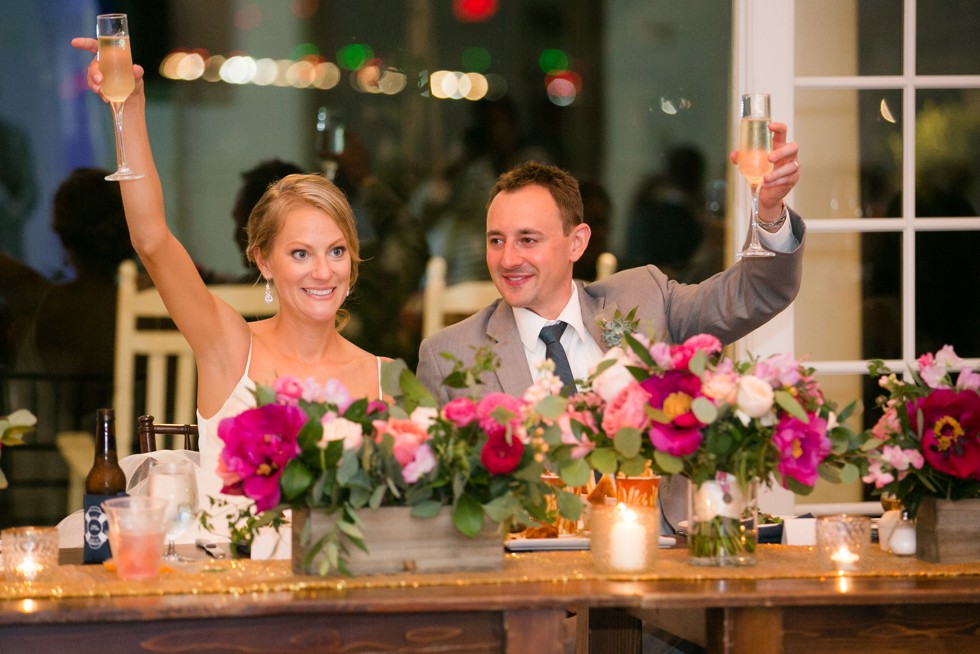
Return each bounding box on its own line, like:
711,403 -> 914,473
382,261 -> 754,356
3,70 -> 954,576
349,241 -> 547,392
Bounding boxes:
377,356 -> 383,399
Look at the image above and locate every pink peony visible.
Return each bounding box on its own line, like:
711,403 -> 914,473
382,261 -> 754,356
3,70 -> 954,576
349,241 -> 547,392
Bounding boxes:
880,444 -> 924,471
671,334 -> 722,370
442,397 -> 478,427
956,368 -> 980,392
272,376 -> 305,405
701,368 -> 739,405
477,393 -> 526,439
217,403 -> 306,511
772,414 -> 831,487
373,418 -> 431,467
601,382 -> 651,435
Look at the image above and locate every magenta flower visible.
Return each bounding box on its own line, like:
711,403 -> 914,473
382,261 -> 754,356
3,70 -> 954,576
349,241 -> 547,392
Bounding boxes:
642,370 -> 705,456
772,414 -> 830,487
911,389 -> 980,480
217,403 -> 306,511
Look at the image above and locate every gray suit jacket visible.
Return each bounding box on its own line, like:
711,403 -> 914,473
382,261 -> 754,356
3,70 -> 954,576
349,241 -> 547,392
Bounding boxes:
417,210 -> 806,529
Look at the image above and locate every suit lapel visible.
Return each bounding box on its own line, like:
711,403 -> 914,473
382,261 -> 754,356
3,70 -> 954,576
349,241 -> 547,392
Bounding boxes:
581,283 -> 617,354
486,303 -> 533,396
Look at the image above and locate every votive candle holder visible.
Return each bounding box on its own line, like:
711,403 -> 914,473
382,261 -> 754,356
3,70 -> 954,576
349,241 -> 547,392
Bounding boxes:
591,502 -> 659,574
2,526 -> 59,582
816,515 -> 870,574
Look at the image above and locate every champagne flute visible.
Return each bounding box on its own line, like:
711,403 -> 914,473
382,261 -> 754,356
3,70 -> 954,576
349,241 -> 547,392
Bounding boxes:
97,13 -> 143,181
737,93 -> 775,258
147,459 -> 198,562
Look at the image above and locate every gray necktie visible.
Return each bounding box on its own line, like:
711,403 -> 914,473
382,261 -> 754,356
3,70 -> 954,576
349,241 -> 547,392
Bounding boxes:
539,322 -> 576,394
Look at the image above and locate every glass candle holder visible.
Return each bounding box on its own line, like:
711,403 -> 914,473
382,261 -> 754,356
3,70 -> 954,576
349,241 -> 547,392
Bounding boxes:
590,502 -> 659,574
816,515 -> 871,573
2,526 -> 58,582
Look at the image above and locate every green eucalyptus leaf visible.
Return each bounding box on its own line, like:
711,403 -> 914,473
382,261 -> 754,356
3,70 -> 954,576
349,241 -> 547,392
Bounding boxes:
534,394 -> 568,420
280,459 -> 314,500
613,427 -> 642,458
691,396 -> 718,424
560,457 -> 591,488
452,494 -> 485,537
411,499 -> 443,518
588,448 -> 618,474
653,450 -> 683,475
556,490 -> 584,521
775,390 -> 808,421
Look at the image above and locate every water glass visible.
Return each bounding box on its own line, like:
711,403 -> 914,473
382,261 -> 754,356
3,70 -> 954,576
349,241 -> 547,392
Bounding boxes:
102,496 -> 169,580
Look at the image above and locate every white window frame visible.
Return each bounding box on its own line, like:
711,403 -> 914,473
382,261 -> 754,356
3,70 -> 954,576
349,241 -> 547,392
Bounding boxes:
735,0 -> 980,372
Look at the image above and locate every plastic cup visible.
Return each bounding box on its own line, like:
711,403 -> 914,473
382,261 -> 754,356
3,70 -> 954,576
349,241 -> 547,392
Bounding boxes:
101,496 -> 169,580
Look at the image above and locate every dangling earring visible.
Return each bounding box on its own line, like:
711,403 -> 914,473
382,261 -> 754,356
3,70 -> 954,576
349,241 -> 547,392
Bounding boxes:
264,280 -> 273,304
346,286 -> 351,298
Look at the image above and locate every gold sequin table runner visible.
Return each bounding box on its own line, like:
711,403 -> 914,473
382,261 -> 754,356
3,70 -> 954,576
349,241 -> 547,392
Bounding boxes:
2,546 -> 979,601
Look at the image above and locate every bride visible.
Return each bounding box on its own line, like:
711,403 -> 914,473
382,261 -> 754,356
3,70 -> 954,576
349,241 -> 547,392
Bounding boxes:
61,39 -> 388,550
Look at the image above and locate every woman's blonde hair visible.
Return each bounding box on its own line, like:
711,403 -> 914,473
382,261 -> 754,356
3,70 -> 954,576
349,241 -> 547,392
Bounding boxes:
246,174 -> 361,330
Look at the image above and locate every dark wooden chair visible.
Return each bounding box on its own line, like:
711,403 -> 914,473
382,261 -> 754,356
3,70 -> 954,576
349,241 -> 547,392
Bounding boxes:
137,414 -> 199,454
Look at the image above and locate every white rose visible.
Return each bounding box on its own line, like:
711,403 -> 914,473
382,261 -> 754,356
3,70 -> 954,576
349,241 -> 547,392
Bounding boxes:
410,406 -> 439,431
735,375 -> 774,418
318,417 -> 364,451
591,348 -> 635,402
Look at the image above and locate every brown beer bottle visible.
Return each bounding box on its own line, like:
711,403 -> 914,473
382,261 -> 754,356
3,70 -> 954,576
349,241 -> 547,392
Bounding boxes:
83,408 -> 127,563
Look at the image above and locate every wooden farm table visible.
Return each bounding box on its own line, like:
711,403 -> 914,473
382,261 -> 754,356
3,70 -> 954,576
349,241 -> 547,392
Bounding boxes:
1,546 -> 979,653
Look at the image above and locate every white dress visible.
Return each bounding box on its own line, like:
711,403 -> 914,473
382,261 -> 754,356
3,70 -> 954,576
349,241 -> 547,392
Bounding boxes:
58,341 -> 383,549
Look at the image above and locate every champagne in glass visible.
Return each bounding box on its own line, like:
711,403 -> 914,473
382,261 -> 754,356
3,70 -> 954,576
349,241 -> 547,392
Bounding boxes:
97,14 -> 143,181
737,93 -> 775,258
147,459 -> 198,562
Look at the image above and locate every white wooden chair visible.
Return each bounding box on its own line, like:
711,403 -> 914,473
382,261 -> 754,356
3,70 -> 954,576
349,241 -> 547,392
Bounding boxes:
595,252 -> 617,280
422,256 -> 501,339
111,259 -> 278,457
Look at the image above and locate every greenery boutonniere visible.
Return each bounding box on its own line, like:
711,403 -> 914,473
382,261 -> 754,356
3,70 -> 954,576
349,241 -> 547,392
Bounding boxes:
596,307 -> 640,348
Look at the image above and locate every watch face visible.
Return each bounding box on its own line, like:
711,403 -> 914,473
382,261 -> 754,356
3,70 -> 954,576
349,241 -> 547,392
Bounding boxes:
84,505 -> 109,549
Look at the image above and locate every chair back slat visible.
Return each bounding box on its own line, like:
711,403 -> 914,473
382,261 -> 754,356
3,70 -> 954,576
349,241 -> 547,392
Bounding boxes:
138,415 -> 199,454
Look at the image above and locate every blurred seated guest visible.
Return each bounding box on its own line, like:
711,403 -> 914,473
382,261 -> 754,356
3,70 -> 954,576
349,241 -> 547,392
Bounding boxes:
622,144 -> 719,283
324,131 -> 429,367
573,179 -> 612,282
0,167 -> 132,429
411,98 -> 551,285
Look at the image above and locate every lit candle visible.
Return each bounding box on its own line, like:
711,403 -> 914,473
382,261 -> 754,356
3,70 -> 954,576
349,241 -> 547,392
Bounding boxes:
830,546 -> 860,572
15,555 -> 43,581
607,503 -> 647,571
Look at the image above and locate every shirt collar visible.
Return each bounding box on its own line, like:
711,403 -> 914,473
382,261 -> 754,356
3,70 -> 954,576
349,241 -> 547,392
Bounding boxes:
513,281 -> 588,351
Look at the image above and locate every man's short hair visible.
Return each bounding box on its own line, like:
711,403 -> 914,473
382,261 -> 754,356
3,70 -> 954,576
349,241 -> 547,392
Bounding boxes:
488,161 -> 584,235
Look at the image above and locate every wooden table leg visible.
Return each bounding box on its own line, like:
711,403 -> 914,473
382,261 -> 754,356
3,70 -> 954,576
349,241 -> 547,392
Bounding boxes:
504,608 -> 567,654
583,608 -> 642,654
707,606 -> 783,654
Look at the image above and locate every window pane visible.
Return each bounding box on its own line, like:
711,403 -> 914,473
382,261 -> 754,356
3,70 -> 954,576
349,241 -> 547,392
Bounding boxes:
796,232 -> 866,361
795,89 -> 903,219
795,0 -> 902,76
914,90 -> 980,218
917,0 -> 980,74
916,231 -> 980,358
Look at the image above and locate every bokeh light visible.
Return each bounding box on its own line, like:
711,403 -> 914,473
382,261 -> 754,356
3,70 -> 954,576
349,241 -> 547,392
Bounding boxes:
453,0 -> 499,22
290,43 -> 320,61
461,46 -> 492,72
314,62 -> 341,90
539,49 -> 570,74
378,68 -> 408,95
337,44 -> 374,71
290,0 -> 319,19
484,73 -> 508,100
463,72 -> 488,100
253,58 -> 279,86
203,55 -> 226,82
220,56 -> 257,85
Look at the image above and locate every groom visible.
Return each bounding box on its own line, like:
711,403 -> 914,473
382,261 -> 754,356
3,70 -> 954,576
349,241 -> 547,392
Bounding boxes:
417,127 -> 803,530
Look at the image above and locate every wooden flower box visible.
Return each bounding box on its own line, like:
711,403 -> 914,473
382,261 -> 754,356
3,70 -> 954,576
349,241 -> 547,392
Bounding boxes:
915,496 -> 980,564
292,506 -> 504,576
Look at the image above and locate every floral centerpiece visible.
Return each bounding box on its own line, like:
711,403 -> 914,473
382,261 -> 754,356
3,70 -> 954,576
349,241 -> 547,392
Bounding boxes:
0,409 -> 36,490
863,345 -> 980,517
537,328 -> 863,566
206,348 -> 578,575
